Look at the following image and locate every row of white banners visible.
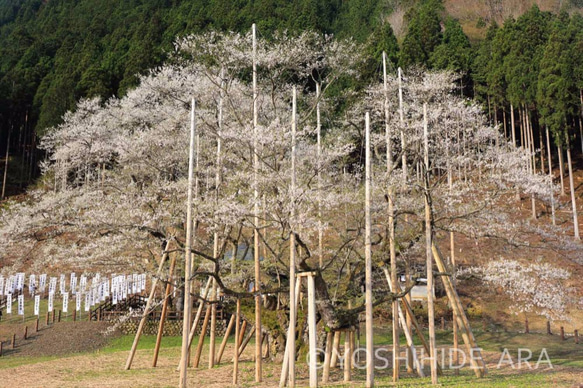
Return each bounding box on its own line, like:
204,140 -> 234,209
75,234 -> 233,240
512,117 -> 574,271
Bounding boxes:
0,273 -> 148,316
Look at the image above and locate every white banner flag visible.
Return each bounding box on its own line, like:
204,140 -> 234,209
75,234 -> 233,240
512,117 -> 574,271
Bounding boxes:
39,274 -> 47,293
48,292 -> 54,312
18,294 -> 24,315
0,276 -> 4,296
59,274 -> 66,295
63,293 -> 69,313
34,295 -> 40,316
85,292 -> 90,311
76,293 -> 81,311
6,293 -> 12,314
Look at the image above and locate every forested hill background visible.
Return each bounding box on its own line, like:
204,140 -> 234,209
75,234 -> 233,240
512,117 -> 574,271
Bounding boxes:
0,0 -> 582,196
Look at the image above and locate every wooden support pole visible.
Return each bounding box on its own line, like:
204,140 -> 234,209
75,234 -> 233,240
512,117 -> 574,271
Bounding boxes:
193,305 -> 212,368
560,326 -> 565,341
575,330 -> 579,344
547,321 -> 552,335
233,299 -> 240,385
179,97 -> 197,388
383,269 -> 425,377
35,318 -> 39,333
432,243 -> 486,377
343,330 -> 352,382
153,253 -> 177,367
238,320 -> 248,349
0,341 -> 3,356
46,312 -> 49,326
58,310 -> 62,323
216,315 -> 235,364
252,22 -> 263,384
238,324 -> 255,357
52,309 -> 55,323
330,331 -> 341,368
364,112 -> 374,387
11,334 -> 15,349
24,326 -> 28,340
322,331 -> 333,384
186,277 -> 213,355
125,241 -> 170,370
72,310 -> 76,322
307,275 -> 318,388
424,104 -> 438,386
280,276 -> 302,387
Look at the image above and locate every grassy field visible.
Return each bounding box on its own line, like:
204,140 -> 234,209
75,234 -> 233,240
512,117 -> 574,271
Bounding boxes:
0,321 -> 580,387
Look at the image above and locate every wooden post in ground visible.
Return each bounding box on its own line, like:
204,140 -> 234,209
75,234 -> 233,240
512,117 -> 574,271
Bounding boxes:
193,305 -> 212,368
547,321 -> 552,335
125,241 -> 170,370
35,318 -> 39,332
72,310 -> 76,322
52,310 -> 55,323
322,331 -> 333,383
233,299 -> 240,385
0,341 -> 3,356
152,252 -> 177,367
24,326 -> 28,340
575,330 -> 579,344
216,315 -> 235,364
46,312 -> 50,326
58,310 -> 62,323
11,334 -> 15,349
560,327 -> 565,341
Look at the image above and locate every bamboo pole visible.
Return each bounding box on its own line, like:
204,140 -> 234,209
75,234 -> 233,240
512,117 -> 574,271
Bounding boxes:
307,274 -> 318,387
364,112 -> 374,387
424,104 -> 438,385
152,252 -> 177,367
179,98 -> 197,388
125,241 -> 170,370
216,315 -> 235,364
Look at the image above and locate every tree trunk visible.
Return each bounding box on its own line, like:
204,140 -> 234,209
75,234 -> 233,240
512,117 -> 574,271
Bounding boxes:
511,103 -> 516,147
558,146 -> 566,196
566,135 -> 580,240
1,130 -> 10,200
